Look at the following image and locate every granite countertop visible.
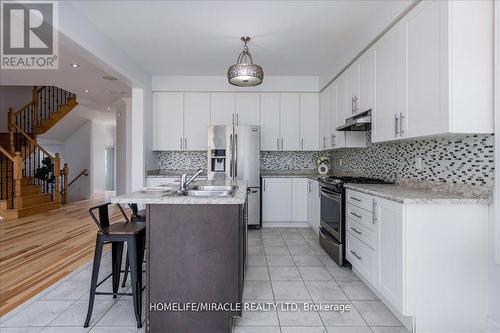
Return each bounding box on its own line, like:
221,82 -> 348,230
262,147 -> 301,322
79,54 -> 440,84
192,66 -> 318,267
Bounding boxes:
146,169 -> 207,178
260,170 -> 324,179
344,181 -> 492,204
110,179 -> 247,205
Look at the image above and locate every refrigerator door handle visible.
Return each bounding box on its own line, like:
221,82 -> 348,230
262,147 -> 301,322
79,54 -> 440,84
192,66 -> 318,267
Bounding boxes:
229,134 -> 233,177
234,134 -> 238,178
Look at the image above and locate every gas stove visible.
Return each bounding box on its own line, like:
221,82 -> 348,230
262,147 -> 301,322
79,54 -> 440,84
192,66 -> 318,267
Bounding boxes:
318,175 -> 393,193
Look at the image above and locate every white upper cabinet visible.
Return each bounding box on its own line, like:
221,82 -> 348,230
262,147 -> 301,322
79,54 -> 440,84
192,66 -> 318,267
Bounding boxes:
299,93 -> 319,151
210,93 -> 235,125
319,88 -> 330,150
402,0 -> 493,138
235,93 -> 260,125
260,93 -> 281,151
280,93 -> 300,151
372,22 -> 404,143
153,92 -> 184,150
357,48 -> 375,114
183,92 -> 210,150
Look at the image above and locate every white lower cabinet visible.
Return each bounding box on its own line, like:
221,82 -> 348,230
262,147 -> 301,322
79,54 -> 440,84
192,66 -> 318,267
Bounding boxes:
307,179 -> 320,232
346,189 -> 489,333
262,177 -> 309,225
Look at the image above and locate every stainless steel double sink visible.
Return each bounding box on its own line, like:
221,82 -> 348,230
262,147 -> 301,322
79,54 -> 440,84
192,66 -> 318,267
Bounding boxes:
144,185 -> 237,197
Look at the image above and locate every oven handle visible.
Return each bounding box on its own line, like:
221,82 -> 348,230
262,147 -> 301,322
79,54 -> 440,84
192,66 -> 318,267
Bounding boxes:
320,187 -> 341,200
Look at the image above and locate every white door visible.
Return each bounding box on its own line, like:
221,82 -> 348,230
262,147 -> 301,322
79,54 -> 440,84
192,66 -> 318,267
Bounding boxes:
210,93 -> 235,125
292,178 -> 308,222
262,178 -> 292,222
358,49 -> 375,114
319,89 -> 330,150
183,92 -> 210,150
260,93 -> 281,151
374,197 -> 404,312
235,93 -> 260,125
372,23 -> 404,143
153,92 -> 184,150
403,0 -> 447,138
280,93 -> 300,151
299,93 -> 319,151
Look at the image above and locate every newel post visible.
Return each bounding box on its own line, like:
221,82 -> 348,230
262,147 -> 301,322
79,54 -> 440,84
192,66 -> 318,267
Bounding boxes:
13,152 -> 22,209
63,163 -> 69,204
8,107 -> 15,154
53,153 -> 61,203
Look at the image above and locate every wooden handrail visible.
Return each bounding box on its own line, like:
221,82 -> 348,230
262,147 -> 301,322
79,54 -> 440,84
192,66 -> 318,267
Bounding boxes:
14,100 -> 35,115
0,146 -> 14,161
10,123 -> 54,160
66,169 -> 88,188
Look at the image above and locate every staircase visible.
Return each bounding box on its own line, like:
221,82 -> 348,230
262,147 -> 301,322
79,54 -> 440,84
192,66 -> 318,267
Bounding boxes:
0,86 -> 78,220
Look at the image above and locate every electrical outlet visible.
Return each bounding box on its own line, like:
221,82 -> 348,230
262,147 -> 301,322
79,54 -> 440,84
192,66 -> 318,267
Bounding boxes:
415,157 -> 423,170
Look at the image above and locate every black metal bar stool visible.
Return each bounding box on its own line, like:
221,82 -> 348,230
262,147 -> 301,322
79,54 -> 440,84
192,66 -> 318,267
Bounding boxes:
121,203 -> 146,288
84,203 -> 145,329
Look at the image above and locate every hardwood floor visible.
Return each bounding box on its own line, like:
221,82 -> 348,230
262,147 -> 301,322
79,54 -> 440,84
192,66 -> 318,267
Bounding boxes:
0,193 -> 126,316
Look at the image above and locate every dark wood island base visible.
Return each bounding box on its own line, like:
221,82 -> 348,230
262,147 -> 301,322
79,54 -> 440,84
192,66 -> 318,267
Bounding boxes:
146,203 -> 247,333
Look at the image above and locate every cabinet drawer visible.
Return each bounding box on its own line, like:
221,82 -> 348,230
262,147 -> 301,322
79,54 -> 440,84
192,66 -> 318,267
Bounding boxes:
346,190 -> 373,212
346,233 -> 374,284
347,218 -> 374,249
347,203 -> 374,231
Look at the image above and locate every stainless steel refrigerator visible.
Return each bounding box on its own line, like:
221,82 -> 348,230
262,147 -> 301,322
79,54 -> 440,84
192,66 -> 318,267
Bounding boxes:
207,125 -> 260,227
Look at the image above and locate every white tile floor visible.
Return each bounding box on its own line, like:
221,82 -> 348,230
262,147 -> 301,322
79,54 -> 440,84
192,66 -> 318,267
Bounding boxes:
0,227 -> 410,333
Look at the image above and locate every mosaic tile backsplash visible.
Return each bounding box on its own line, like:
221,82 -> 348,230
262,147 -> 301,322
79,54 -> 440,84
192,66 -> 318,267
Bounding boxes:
329,133 -> 495,186
157,151 -> 322,171
156,133 -> 495,187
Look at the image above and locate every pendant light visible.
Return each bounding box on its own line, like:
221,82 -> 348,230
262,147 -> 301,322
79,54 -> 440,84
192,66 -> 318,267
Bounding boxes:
227,36 -> 264,87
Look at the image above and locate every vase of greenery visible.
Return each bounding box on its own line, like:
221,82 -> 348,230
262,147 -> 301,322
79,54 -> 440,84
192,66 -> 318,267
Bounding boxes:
316,154 -> 330,175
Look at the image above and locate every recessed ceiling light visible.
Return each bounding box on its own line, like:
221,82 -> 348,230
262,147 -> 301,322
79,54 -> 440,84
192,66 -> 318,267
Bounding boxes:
106,106 -> 111,111
83,89 -> 89,93
104,89 -> 112,94
70,63 -> 80,68
114,90 -> 123,95
102,75 -> 117,81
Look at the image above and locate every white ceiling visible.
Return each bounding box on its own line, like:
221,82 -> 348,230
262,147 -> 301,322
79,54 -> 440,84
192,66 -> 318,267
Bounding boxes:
70,0 -> 415,86
0,35 -> 132,113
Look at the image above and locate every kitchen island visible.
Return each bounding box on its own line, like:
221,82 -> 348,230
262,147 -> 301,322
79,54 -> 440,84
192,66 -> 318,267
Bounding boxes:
111,180 -> 248,333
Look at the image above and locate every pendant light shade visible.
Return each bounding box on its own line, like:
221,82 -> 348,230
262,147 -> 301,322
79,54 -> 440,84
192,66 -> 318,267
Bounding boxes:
227,36 -> 264,87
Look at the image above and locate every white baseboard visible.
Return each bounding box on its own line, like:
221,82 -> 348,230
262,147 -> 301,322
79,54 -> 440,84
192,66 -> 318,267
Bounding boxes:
487,317 -> 500,333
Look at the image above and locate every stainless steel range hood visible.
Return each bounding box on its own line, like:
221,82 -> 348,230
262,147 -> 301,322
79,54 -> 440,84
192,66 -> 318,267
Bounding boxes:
336,110 -> 372,131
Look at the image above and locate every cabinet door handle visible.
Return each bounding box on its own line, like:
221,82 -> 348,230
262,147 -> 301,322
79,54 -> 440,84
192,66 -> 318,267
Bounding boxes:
232,114 -> 235,125
399,112 -> 405,135
184,138 -> 187,149
281,138 -> 284,150
350,196 -> 362,202
350,212 -> 362,219
372,199 -> 377,224
351,97 -> 355,113
301,138 -> 304,150
180,137 -> 183,150
323,136 -> 326,149
350,250 -> 362,260
350,227 -> 362,235
262,178 -> 266,192
277,138 -> 280,150
330,134 -> 333,147
394,114 -> 399,136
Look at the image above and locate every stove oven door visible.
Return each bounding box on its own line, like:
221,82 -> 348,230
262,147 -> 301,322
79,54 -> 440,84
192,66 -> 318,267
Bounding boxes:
320,186 -> 343,243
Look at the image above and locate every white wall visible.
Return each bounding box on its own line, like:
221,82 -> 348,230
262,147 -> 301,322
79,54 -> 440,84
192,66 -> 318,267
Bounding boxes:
0,86 -> 32,132
63,121 -> 92,201
92,121 -> 115,193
